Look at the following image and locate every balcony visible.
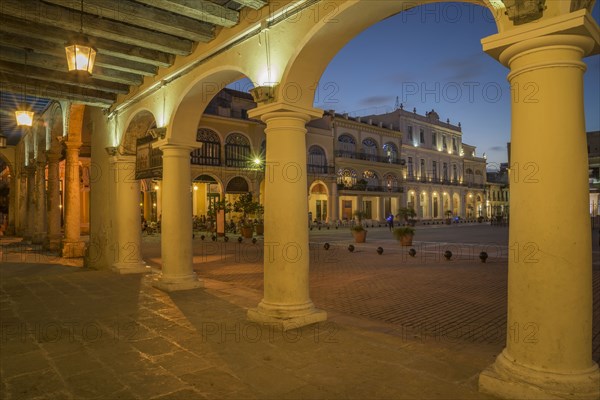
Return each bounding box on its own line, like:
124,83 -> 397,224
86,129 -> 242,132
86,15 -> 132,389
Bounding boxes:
338,184 -> 403,193
334,150 -> 403,165
307,164 -> 336,175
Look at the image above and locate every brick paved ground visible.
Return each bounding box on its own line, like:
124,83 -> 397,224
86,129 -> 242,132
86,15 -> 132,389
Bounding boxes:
1,224 -> 598,399
143,224 -> 600,361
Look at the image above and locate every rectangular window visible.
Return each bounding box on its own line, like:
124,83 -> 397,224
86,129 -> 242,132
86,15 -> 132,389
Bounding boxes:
443,135 -> 447,150
420,159 -> 426,179
432,132 -> 437,147
443,163 -> 448,180
452,137 -> 457,152
432,161 -> 437,180
408,157 -> 414,177
408,126 -> 413,142
420,128 -> 425,144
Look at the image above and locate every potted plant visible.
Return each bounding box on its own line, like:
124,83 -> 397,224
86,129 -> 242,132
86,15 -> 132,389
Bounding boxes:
233,193 -> 261,238
254,204 -> 264,235
351,210 -> 368,243
393,226 -> 415,246
445,210 -> 453,225
397,207 -> 417,226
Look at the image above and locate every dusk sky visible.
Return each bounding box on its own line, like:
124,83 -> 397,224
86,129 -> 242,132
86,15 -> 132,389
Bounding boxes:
232,2 -> 600,168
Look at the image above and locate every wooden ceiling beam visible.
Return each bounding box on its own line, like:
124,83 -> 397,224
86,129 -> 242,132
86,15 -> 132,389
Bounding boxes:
0,1 -> 196,55
43,0 -> 216,41
0,15 -> 174,68
135,0 -> 239,27
0,45 -> 144,86
0,60 -> 130,95
0,76 -> 115,107
234,0 -> 268,10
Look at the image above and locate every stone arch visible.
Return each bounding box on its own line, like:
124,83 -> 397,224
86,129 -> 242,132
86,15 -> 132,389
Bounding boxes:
120,110 -> 157,156
225,176 -> 250,194
309,180 -> 329,196
277,1 -> 505,109
44,102 -> 64,155
169,67 -> 256,145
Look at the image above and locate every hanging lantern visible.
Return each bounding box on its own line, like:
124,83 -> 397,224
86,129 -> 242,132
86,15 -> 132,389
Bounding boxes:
65,34 -> 96,74
15,110 -> 34,127
0,134 -> 7,149
65,0 -> 96,74
15,49 -> 34,127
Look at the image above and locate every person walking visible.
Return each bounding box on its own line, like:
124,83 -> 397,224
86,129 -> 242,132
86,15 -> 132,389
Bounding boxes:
387,214 -> 394,231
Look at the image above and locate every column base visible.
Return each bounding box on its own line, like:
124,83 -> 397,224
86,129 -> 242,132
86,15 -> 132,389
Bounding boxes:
479,349 -> 600,400
247,300 -> 327,331
45,236 -> 62,252
112,262 -> 151,275
152,272 -> 203,292
61,241 -> 86,258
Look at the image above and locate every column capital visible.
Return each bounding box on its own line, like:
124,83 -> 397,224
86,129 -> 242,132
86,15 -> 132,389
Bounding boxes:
64,141 -> 83,151
482,9 -> 599,63
46,152 -> 61,163
247,101 -> 323,123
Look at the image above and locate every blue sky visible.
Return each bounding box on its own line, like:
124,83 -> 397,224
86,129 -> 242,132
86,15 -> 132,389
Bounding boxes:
314,2 -> 600,167
231,2 -> 600,168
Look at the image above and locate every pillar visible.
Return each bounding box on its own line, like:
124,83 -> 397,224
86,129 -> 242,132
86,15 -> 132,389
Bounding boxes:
247,103 -> 326,330
16,171 -> 27,236
329,181 -> 338,223
24,165 -> 36,241
479,17 -> 599,400
32,157 -> 47,244
152,143 -> 201,291
377,196 -> 385,222
46,154 -> 62,251
143,191 -> 152,221
61,141 -> 85,257
156,181 -> 162,223
108,155 -> 149,274
7,173 -> 16,235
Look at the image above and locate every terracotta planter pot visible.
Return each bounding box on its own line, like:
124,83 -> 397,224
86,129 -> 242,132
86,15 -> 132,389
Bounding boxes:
352,230 -> 367,243
399,234 -> 413,246
241,226 -> 253,238
255,224 -> 264,235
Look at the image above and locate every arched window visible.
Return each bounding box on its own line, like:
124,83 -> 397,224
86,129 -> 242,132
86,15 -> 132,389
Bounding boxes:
362,138 -> 378,161
337,168 -> 357,188
363,170 -> 379,189
384,173 -> 398,192
466,168 -> 473,175
225,133 -> 251,168
225,176 -> 249,193
191,128 -> 221,165
383,142 -> 398,163
307,145 -> 328,174
337,134 -> 356,157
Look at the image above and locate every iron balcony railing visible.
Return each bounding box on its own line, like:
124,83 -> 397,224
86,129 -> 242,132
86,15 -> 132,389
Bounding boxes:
334,150 -> 403,165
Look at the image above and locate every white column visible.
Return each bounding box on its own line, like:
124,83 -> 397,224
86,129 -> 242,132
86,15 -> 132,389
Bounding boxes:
110,155 -> 149,274
479,24 -> 599,400
152,143 -> 201,291
156,181 -> 162,223
46,154 -> 62,251
247,103 -> 326,330
61,141 -> 85,257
